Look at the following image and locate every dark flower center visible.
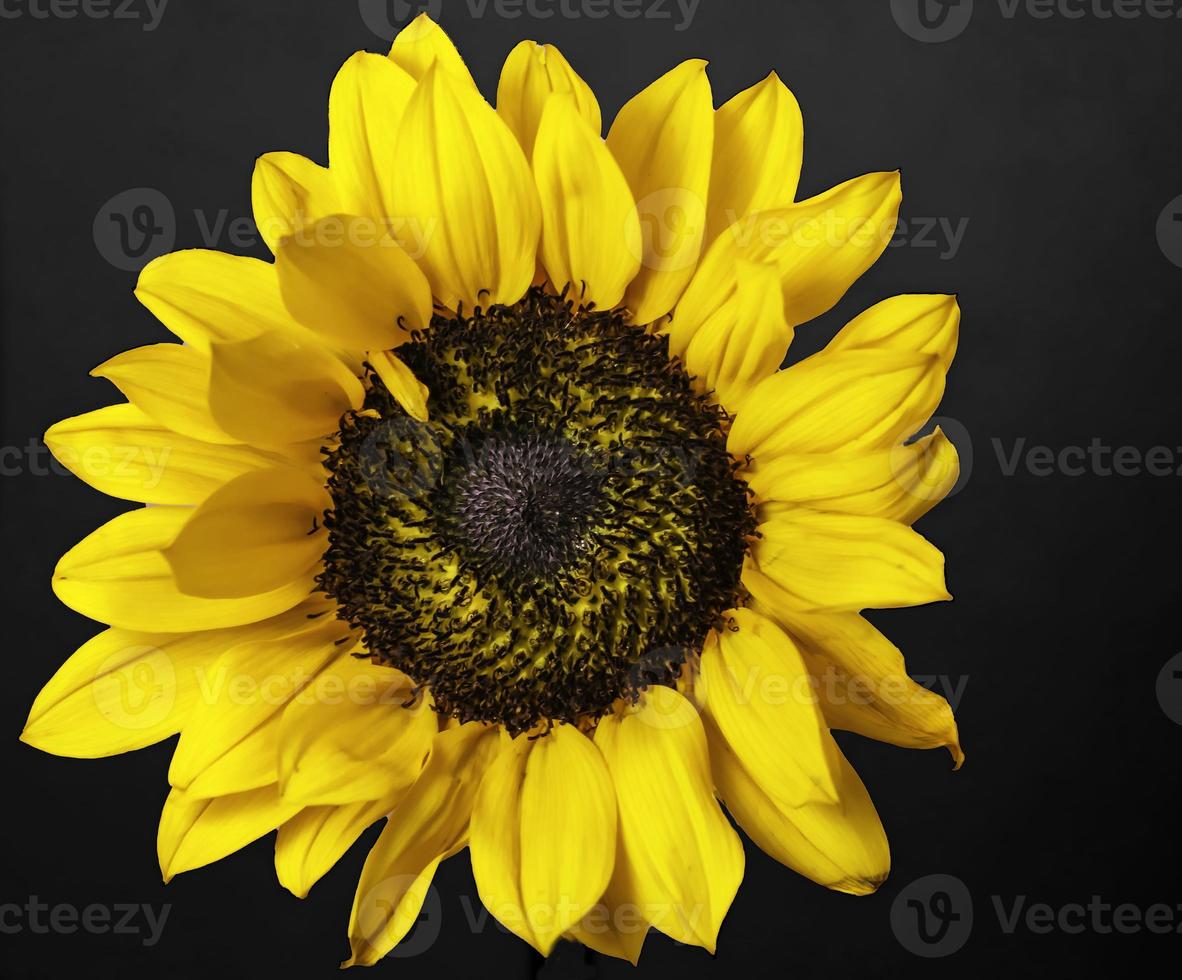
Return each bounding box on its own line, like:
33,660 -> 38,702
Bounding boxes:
319,289 -> 754,734
451,430 -> 605,584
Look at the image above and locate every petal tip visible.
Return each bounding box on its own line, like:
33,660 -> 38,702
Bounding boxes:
837,872 -> 889,897
17,726 -> 42,752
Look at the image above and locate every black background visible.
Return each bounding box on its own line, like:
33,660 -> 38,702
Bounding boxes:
2,0 -> 1180,976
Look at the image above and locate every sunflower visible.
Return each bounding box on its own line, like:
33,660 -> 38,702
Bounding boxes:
22,14 -> 963,967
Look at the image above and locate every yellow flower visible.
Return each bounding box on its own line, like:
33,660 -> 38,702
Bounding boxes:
22,15 -> 963,967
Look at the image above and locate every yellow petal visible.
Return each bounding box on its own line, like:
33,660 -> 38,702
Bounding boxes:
683,257 -> 791,412
568,871 -> 649,966
278,656 -> 435,806
517,727 -> 615,954
698,608 -> 840,808
898,434 -> 965,524
251,151 -> 340,254
208,330 -> 363,448
767,172 -> 902,324
164,467 -> 330,599
705,72 -> 802,247
23,598 -> 328,762
19,621 -> 302,759
276,793 -> 403,899
91,344 -> 236,445
158,784 -> 300,882
45,403 -> 276,505
387,13 -> 476,88
746,429 -> 960,524
497,40 -> 601,158
468,737 -> 533,945
752,509 -> 950,612
765,603 -> 963,766
568,775 -> 655,964
532,93 -> 641,310
827,293 -> 959,368
344,722 -> 500,967
470,724 -> 616,955
367,349 -> 429,421
593,687 -> 743,953
167,615 -> 348,794
328,52 -> 416,220
276,214 -> 431,351
389,63 -> 541,312
607,60 -> 713,325
728,349 -> 942,462
53,506 -> 314,632
135,250 -> 302,350
184,717 -> 281,798
672,172 -> 902,354
705,715 -> 890,895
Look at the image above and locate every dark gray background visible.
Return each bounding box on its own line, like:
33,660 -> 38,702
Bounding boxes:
2,0 -> 1180,976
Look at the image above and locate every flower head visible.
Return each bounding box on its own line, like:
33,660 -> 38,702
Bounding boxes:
24,15 -> 962,966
